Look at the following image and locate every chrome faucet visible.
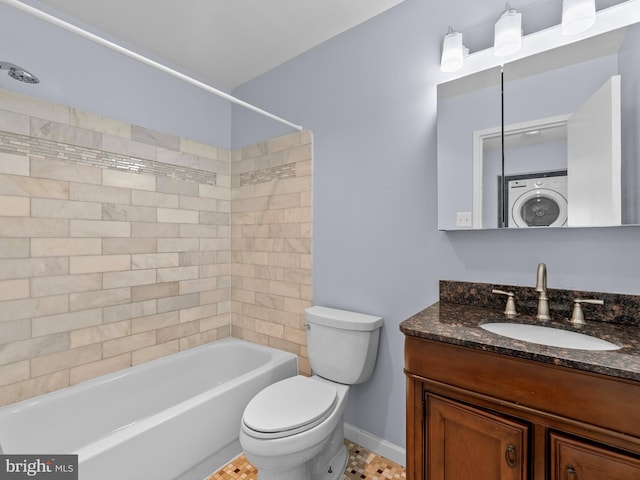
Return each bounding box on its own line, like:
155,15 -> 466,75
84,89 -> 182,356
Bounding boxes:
535,263 -> 550,320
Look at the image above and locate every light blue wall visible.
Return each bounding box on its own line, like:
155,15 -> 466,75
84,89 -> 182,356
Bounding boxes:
231,0 -> 640,450
0,1 -> 232,148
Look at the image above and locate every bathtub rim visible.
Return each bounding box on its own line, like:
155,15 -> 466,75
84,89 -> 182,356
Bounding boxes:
0,337 -> 294,414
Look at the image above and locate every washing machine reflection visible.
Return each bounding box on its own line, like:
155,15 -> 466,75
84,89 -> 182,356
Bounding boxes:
504,170 -> 568,228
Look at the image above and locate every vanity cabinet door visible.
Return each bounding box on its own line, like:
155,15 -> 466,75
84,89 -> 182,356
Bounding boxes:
550,433 -> 640,480
427,395 -> 529,480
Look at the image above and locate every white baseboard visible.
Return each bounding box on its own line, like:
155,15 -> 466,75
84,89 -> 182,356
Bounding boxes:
344,422 -> 406,467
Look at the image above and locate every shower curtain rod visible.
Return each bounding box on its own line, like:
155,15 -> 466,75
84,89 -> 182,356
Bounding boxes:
1,0 -> 304,132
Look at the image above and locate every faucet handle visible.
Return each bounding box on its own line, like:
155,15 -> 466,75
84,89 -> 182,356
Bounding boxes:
570,298 -> 604,326
492,289 -> 517,317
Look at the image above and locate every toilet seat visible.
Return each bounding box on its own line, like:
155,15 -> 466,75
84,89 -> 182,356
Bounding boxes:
242,376 -> 337,439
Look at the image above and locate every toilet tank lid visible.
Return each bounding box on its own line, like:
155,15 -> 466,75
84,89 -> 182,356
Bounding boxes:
305,306 -> 383,331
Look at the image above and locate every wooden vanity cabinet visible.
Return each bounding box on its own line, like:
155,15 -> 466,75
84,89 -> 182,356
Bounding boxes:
550,433 -> 640,480
427,395 -> 528,480
404,336 -> 640,480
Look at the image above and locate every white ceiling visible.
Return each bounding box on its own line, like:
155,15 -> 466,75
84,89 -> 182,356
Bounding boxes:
32,0 -> 405,90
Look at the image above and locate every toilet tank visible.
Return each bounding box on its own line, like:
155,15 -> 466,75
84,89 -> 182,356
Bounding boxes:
305,306 -> 383,385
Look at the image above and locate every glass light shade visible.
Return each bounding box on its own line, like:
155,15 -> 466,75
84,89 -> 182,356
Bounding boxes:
494,9 -> 522,57
441,31 -> 464,72
562,0 -> 596,35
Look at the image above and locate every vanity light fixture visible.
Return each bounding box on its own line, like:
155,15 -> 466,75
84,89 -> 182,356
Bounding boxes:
440,27 -> 468,72
561,0 -> 596,35
494,4 -> 522,57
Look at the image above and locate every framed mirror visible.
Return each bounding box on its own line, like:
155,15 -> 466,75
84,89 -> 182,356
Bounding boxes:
437,9 -> 640,230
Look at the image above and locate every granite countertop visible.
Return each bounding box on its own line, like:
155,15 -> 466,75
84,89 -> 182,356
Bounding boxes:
400,301 -> 640,382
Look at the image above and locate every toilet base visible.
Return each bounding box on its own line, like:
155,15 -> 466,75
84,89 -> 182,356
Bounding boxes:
256,463 -> 309,480
309,418 -> 347,480
253,441 -> 348,480
311,443 -> 347,480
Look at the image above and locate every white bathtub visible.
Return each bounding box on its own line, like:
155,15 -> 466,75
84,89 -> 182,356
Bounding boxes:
0,338 -> 298,480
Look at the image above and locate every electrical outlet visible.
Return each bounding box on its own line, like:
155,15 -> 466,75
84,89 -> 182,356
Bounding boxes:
456,211 -> 472,228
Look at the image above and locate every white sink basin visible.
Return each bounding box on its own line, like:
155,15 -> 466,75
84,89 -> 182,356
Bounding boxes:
480,322 -> 621,351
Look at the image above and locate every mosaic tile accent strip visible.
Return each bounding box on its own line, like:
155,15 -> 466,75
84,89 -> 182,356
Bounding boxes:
207,441 -> 406,480
239,162 -> 296,186
0,130 -> 216,185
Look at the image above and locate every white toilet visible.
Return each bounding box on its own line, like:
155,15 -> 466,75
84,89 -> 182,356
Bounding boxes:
239,305 -> 383,480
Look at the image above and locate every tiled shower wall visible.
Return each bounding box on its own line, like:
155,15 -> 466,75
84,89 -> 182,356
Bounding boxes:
0,89 -> 313,407
0,89 -> 233,407
230,132 -> 313,375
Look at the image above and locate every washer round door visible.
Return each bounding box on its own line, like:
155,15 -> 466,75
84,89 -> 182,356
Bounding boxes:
511,188 -> 567,227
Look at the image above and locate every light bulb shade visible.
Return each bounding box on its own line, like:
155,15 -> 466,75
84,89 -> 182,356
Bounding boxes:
494,9 -> 522,57
562,0 -> 596,35
441,31 -> 464,72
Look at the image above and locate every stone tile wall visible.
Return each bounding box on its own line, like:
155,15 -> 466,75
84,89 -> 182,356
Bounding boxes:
0,89 -> 231,406
230,132 -> 313,375
0,89 -> 314,407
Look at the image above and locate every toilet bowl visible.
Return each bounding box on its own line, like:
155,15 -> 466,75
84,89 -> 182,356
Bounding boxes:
239,306 -> 383,480
240,376 -> 349,480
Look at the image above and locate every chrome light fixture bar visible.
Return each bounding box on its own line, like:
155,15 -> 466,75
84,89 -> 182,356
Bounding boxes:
439,2 -> 638,81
